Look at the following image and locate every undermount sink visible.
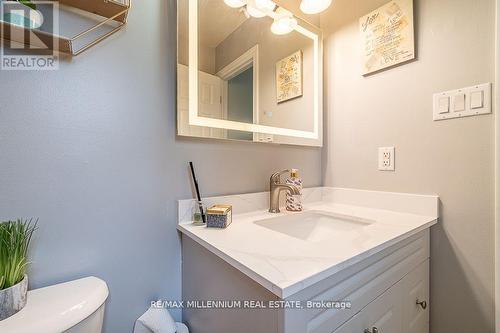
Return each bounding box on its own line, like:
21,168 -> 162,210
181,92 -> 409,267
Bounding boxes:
254,210 -> 374,243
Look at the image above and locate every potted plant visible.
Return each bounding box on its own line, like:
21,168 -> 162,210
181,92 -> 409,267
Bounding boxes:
0,219 -> 37,321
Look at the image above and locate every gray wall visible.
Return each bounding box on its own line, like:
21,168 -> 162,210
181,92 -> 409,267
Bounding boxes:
320,0 -> 495,332
0,1 -> 321,332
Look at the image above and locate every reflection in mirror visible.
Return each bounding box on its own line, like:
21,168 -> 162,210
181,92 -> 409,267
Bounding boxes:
177,0 -> 322,146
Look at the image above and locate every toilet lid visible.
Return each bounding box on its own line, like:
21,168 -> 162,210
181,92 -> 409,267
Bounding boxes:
0,276 -> 109,333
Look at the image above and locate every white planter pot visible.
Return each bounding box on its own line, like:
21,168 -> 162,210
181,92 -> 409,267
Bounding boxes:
0,275 -> 28,321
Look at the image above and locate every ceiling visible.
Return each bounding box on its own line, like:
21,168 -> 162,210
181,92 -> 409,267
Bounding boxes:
178,0 -> 250,48
199,0 -> 249,48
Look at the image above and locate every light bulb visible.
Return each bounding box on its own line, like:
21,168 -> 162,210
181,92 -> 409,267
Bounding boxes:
246,0 -> 273,18
299,0 -> 332,14
271,15 -> 297,35
246,5 -> 266,18
224,0 -> 246,8
254,0 -> 276,11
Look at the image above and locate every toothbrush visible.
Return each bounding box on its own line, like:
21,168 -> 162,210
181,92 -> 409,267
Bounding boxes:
189,162 -> 206,224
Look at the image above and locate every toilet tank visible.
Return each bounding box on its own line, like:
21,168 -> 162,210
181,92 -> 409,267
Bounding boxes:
0,276 -> 109,333
65,303 -> 106,333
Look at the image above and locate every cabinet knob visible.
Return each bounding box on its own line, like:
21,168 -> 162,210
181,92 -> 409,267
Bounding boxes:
364,327 -> 379,333
416,299 -> 427,310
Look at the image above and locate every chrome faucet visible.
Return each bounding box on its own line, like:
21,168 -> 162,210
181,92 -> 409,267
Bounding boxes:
269,169 -> 300,213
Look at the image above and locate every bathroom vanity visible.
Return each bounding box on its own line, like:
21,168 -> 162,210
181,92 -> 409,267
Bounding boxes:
178,187 -> 438,333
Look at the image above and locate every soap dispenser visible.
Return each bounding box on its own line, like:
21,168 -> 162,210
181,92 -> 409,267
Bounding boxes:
286,169 -> 303,211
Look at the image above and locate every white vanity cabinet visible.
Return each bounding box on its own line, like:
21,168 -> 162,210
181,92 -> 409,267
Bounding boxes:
181,229 -> 431,333
179,187 -> 438,333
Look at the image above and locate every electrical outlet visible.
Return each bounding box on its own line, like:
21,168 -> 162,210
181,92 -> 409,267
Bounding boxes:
378,147 -> 395,171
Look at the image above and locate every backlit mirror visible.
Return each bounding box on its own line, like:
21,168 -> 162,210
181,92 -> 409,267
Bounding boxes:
177,0 -> 323,146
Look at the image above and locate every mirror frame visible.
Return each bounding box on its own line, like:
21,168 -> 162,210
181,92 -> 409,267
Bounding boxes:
185,0 -> 323,141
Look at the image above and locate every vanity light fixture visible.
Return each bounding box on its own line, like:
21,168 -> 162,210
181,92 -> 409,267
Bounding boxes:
224,0 -> 296,36
299,0 -> 332,14
246,0 -> 267,18
270,8 -> 297,35
246,6 -> 266,18
254,0 -> 276,11
243,0 -> 276,18
224,0 -> 245,8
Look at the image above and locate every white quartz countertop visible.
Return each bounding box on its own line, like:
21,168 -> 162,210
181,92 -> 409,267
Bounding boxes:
177,187 -> 438,298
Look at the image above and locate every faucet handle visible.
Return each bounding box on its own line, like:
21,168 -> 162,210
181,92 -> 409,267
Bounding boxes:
270,169 -> 291,183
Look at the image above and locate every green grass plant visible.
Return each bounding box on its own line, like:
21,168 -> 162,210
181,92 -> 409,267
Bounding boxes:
0,219 -> 37,290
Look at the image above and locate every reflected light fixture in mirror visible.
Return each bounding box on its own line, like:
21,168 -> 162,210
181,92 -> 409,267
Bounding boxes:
255,0 -> 276,10
246,2 -> 267,18
300,0 -> 332,14
224,0 -> 245,8
244,0 -> 276,19
225,0 -> 332,15
271,8 -> 297,35
223,0 -> 298,36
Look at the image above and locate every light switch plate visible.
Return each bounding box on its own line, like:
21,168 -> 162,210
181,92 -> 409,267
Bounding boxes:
378,147 -> 395,171
433,83 -> 491,121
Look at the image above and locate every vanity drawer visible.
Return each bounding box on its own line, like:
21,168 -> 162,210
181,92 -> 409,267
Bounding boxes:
282,230 -> 430,333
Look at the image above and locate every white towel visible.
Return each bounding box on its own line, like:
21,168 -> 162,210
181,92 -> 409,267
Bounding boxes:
133,306 -> 179,333
175,322 -> 189,333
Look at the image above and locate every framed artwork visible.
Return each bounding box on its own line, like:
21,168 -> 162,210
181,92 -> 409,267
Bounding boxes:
360,0 -> 415,75
276,50 -> 303,103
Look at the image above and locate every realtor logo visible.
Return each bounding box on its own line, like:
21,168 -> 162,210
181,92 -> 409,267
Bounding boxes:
1,0 -> 59,70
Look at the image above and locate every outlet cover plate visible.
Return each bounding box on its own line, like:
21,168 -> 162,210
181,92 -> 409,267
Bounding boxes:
378,147 -> 395,171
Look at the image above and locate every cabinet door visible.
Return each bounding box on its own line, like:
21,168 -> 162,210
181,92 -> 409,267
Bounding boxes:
331,312 -> 363,333
333,259 -> 429,333
333,282 -> 403,333
401,260 -> 429,333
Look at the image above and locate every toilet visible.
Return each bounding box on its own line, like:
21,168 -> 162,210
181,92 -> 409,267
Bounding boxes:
0,276 -> 108,333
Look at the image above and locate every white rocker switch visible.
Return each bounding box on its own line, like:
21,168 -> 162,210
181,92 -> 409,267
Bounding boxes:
453,93 -> 466,112
470,90 -> 484,109
438,96 -> 450,114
